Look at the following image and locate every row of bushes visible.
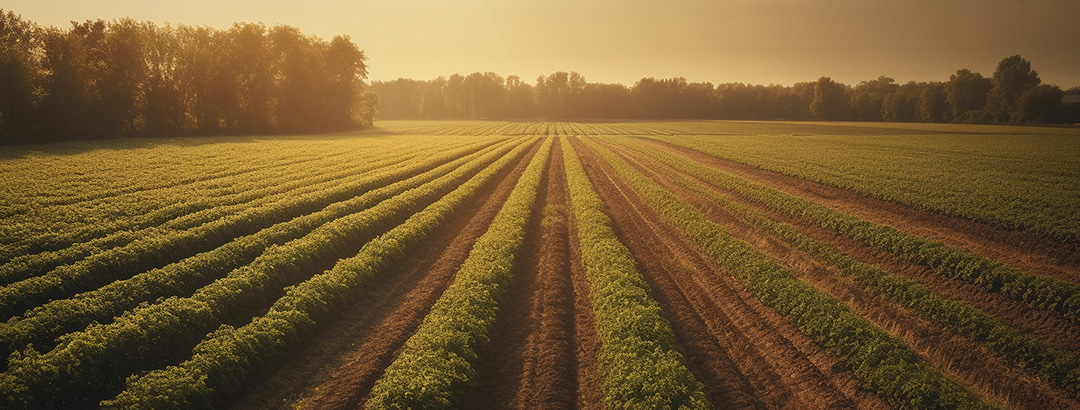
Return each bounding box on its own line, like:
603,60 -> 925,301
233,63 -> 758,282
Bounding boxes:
365,138 -> 552,408
0,141 -> 508,357
562,139 -> 712,409
585,139 -> 989,409
623,138 -> 1080,399
100,139 -> 541,409
0,140 -> 532,409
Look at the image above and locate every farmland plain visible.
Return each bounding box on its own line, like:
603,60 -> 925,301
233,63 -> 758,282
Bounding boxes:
0,120 -> 1077,409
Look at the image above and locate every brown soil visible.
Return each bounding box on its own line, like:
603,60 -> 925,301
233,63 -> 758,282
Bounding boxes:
619,139 -> 1080,354
227,139 -> 540,410
601,139 -> 1080,409
637,138 -> 1080,284
464,138 -> 603,410
571,137 -> 889,410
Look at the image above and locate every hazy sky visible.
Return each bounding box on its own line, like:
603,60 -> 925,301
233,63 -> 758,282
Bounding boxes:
5,0 -> 1079,87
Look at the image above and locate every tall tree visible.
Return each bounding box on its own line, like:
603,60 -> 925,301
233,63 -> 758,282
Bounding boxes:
505,75 -> 535,118
881,82 -> 923,122
324,35 -> 368,127
944,69 -> 992,120
0,10 -> 41,143
536,71 -> 585,119
850,76 -> 897,121
985,55 -> 1041,123
917,82 -> 950,122
142,23 -> 182,136
1016,84 -> 1064,123
809,76 -> 851,120
100,19 -> 147,136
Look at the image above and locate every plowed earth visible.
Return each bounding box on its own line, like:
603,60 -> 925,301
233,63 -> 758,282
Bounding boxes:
15,122 -> 1073,410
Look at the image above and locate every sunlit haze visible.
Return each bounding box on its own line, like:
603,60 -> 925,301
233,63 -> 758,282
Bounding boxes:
4,0 -> 1079,86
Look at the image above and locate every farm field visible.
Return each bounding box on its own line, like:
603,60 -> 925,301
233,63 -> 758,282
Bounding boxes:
0,120 -> 1078,409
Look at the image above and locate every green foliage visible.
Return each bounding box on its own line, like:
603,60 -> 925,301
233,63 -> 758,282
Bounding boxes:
562,140 -> 712,410
649,135 -> 1080,323
623,137 -> 1080,399
99,139 -> 537,409
0,12 -> 374,144
366,138 -> 552,409
0,140 -> 502,357
649,127 -> 1080,245
0,139 -> 532,409
585,138 -> 991,409
0,141 -> 494,319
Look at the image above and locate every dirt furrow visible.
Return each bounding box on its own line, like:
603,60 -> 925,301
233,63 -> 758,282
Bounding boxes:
630,139 -> 1080,353
638,138 -> 1080,283
573,138 -> 886,410
227,139 -> 540,410
606,140 -> 1080,409
464,139 -> 598,410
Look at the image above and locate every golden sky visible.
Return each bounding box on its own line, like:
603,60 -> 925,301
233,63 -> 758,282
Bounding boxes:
6,0 -> 1079,87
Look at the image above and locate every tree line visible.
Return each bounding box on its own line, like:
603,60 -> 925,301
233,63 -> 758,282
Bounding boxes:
372,55 -> 1078,124
0,10 -> 376,145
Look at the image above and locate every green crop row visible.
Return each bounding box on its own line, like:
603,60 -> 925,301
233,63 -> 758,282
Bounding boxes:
0,141 -> 494,319
364,138 -> 552,409
0,140 -> 512,358
629,139 -> 1080,399
0,139 -> 533,410
625,138 -> 1080,324
583,139 -> 991,410
0,141 -> 468,286
101,138 -> 543,410
563,139 -> 711,410
647,132 -> 1080,244
0,146 -> 360,261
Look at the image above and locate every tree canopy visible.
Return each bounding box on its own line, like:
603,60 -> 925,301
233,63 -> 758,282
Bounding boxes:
372,55 -> 1072,125
0,10 -> 375,145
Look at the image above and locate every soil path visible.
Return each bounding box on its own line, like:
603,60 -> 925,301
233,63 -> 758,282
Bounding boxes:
464,138 -> 603,410
614,139 -> 1080,354
603,139 -> 1080,409
228,139 -> 540,410
637,138 -> 1080,284
572,137 -> 889,410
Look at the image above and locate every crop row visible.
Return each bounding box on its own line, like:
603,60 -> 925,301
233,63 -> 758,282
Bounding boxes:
0,139 -> 534,409
0,146 -> 353,255
615,138 -> 1080,399
0,141 -> 498,319
365,138 -> 552,408
0,137 -> 480,264
0,141 -> 468,286
623,138 -> 1080,323
389,120 -> 680,137
651,134 -> 1080,258
0,141 -> 436,264
562,139 -> 711,409
100,138 -> 542,409
582,138 -> 989,409
0,140 -> 513,358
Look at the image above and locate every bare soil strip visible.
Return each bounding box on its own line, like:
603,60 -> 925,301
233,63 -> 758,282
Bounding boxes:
572,138 -> 888,410
227,140 -> 540,410
626,139 -> 1080,354
638,138 -> 1080,283
606,140 -> 1080,409
464,139 -> 598,409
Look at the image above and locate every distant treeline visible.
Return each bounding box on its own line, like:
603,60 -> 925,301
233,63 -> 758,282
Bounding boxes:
373,55 -> 1080,124
0,10 -> 376,145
